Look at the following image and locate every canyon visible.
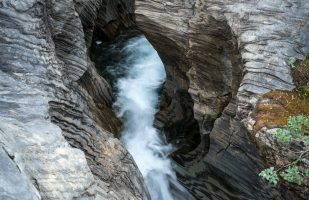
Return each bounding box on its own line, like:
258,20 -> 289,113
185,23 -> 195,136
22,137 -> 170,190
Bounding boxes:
0,0 -> 308,200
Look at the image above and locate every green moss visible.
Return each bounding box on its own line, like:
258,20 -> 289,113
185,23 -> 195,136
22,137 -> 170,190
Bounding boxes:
254,90 -> 309,132
256,55 -> 309,195
292,54 -> 309,87
253,54 -> 309,132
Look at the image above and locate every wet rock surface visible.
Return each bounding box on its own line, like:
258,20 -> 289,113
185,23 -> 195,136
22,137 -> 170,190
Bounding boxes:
0,147 -> 40,200
1,0 -> 309,199
135,0 -> 309,199
0,0 -> 148,199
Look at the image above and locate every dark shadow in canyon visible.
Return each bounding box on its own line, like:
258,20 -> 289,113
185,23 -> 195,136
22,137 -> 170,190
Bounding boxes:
91,28 -> 205,157
90,28 -> 205,198
47,0 -> 303,198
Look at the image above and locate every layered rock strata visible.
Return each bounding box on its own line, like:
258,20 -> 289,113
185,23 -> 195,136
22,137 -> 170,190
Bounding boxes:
135,0 -> 309,199
1,0 -> 309,199
0,0 -> 148,199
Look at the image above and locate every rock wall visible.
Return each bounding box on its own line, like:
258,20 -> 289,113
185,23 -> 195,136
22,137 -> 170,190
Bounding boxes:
1,0 -> 309,199
0,0 -> 149,199
135,0 -> 309,199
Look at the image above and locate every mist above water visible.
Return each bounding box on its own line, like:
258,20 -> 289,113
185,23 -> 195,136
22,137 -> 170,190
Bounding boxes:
109,35 -> 192,200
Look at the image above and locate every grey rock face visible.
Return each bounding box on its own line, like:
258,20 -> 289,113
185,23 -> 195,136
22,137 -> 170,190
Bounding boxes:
74,0 -> 135,46
0,0 -> 149,199
1,0 -> 308,199
135,0 -> 309,199
0,147 -> 40,200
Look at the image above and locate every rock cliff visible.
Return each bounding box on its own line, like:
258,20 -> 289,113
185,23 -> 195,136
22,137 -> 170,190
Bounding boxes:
135,0 -> 309,199
0,0 -> 308,199
0,0 -> 148,199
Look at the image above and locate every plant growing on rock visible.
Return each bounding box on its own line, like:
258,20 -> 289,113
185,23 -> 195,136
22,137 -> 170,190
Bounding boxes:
259,115 -> 309,186
259,167 -> 279,185
280,166 -> 304,185
289,57 -> 297,68
274,115 -> 309,145
274,128 -> 292,144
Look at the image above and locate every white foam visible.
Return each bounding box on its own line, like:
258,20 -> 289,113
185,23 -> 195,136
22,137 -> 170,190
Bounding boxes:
96,40 -> 102,45
114,36 -> 191,200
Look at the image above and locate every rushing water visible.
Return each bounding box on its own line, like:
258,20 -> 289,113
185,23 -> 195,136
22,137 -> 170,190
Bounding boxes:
106,35 -> 192,200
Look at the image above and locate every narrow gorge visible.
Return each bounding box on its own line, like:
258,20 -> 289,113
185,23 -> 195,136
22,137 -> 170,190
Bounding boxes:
94,33 -> 194,200
0,0 -> 308,200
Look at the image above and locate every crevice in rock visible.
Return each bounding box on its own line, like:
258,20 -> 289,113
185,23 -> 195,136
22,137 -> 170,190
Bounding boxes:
45,1 -> 150,199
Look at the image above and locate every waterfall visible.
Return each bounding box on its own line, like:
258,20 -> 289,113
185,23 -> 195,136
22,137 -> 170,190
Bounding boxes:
110,35 -> 192,200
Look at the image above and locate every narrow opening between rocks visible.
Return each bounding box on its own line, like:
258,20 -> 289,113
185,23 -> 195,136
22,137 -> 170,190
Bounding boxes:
92,30 -> 196,200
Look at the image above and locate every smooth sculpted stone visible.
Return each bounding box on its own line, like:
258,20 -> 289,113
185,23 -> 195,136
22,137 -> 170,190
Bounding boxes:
1,0 -> 308,199
135,0 -> 309,199
74,0 -> 135,46
0,0 -> 149,199
0,147 -> 40,200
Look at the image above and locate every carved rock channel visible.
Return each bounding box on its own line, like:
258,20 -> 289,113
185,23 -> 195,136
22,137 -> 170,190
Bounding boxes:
0,0 -> 309,200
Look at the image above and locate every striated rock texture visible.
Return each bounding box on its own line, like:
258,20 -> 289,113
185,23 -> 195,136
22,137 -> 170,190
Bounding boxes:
0,0 -> 149,199
1,0 -> 309,199
74,0 -> 135,47
135,0 -> 309,199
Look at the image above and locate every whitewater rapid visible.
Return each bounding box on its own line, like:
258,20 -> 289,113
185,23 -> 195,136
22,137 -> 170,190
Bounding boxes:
113,36 -> 191,200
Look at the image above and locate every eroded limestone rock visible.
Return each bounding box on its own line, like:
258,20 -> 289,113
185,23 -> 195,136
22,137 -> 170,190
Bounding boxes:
135,0 -> 309,199
1,0 -> 309,199
0,0 -> 149,199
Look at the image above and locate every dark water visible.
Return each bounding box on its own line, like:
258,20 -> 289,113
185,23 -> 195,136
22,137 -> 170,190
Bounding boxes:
94,33 -> 194,200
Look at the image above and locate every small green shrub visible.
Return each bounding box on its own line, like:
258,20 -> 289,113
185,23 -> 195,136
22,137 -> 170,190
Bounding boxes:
259,167 -> 279,185
280,166 -> 304,185
274,115 -> 309,144
304,169 -> 309,177
289,57 -> 297,68
305,135 -> 309,144
297,83 -> 309,99
260,115 -> 309,186
274,128 -> 292,143
287,115 -> 309,135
